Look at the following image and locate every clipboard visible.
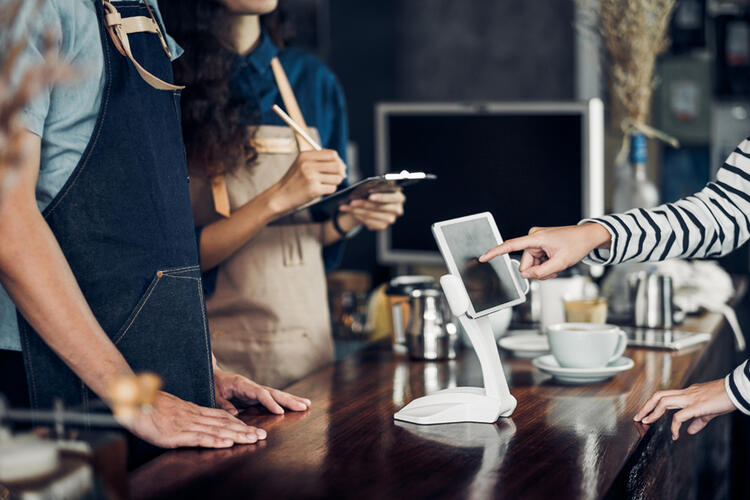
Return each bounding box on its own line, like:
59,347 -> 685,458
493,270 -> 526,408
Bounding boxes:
292,171 -> 436,217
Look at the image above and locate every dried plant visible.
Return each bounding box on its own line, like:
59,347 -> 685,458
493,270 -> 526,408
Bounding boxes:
577,0 -> 676,126
0,0 -> 73,199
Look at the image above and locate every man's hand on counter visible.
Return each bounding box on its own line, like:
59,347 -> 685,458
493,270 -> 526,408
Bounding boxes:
126,391 -> 267,449
633,378 -> 737,440
213,367 -> 312,416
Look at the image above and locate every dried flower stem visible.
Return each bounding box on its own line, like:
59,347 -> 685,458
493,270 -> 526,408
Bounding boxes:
577,0 -> 676,125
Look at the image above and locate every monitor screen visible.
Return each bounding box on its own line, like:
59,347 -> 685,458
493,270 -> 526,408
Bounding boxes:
377,103 -> 601,264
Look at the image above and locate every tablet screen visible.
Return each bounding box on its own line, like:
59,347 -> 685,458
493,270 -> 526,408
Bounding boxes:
439,218 -> 523,315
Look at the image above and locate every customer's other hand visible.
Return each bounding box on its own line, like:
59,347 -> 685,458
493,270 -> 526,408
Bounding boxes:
126,391 -> 266,448
214,367 -> 311,416
634,379 -> 737,440
478,223 -> 611,280
338,190 -> 405,231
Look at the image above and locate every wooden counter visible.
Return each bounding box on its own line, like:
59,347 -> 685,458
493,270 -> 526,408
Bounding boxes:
129,297 -> 746,499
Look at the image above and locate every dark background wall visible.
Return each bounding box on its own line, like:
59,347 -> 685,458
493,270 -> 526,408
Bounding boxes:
394,1 -> 575,101
287,0 -> 577,277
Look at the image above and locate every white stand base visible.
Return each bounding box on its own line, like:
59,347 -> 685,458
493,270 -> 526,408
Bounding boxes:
394,273 -> 526,426
393,387 -> 517,425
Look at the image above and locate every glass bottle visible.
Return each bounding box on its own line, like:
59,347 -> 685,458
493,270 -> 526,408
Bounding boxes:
612,133 -> 660,212
607,133 -> 659,320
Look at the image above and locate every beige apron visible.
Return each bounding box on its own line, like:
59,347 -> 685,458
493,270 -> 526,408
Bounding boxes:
190,59 -> 334,388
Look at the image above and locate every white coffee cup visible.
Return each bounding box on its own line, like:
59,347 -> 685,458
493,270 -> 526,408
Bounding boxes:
546,323 -> 628,369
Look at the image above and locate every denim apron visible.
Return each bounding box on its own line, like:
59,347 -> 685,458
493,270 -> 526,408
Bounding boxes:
17,0 -> 215,410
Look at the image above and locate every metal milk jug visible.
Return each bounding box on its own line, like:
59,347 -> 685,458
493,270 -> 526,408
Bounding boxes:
405,288 -> 458,360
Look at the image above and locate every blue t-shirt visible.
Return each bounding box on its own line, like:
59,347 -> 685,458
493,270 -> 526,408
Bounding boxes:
0,0 -> 182,351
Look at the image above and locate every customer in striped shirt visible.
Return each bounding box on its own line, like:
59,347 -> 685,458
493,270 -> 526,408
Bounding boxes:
479,137 -> 750,440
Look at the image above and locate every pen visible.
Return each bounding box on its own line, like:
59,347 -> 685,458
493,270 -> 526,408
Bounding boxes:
271,104 -> 323,151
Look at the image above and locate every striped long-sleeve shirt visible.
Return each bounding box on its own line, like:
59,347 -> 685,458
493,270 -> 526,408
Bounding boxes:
582,137 -> 750,415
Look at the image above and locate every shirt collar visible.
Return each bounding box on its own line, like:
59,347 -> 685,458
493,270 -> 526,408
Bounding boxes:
238,28 -> 279,74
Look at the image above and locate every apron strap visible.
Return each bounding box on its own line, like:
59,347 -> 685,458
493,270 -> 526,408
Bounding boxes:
248,136 -> 298,154
270,58 -> 311,256
211,56 -> 312,218
210,175 -> 232,220
102,1 -> 184,91
270,57 -> 313,152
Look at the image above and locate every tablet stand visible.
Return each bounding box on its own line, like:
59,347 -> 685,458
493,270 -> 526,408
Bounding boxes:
393,274 -> 519,425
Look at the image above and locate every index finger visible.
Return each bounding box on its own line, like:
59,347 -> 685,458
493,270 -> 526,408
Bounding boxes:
634,390 -> 681,422
255,388 -> 284,415
269,388 -> 311,411
479,235 -> 539,262
313,160 -> 347,175
300,149 -> 340,161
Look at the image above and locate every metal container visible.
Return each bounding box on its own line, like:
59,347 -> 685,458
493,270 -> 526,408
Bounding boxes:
405,288 -> 458,360
386,276 -> 436,353
630,272 -> 674,328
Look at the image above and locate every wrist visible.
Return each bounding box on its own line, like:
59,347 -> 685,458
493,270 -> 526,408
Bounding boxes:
259,184 -> 288,221
584,222 -> 612,250
213,367 -> 239,395
335,211 -> 360,233
70,340 -> 134,401
330,210 -> 362,241
96,366 -> 137,402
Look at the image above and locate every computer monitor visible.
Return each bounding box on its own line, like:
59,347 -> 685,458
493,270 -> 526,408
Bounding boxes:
375,100 -> 604,265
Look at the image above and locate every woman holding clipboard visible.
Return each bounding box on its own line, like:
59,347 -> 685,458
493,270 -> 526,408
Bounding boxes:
163,0 -> 405,389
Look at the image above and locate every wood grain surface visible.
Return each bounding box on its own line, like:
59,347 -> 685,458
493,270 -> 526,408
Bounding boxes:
129,291 -> 744,500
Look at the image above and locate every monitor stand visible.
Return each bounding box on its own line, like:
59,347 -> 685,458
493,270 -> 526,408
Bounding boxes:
393,274 -> 518,425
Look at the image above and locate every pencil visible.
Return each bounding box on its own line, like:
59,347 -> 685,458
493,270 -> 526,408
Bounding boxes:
271,104 -> 323,151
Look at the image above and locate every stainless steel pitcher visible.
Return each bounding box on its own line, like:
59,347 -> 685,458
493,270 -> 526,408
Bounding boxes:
405,288 -> 458,360
387,276 -> 437,353
629,271 -> 674,328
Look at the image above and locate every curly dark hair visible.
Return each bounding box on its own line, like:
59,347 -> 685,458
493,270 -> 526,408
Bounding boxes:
161,1 -> 291,179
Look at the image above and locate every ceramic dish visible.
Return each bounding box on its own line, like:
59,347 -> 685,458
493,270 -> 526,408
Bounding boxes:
531,355 -> 634,384
498,331 -> 549,358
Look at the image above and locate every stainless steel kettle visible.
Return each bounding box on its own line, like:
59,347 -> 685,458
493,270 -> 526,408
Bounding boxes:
629,271 -> 674,328
404,288 -> 458,360
386,276 -> 436,353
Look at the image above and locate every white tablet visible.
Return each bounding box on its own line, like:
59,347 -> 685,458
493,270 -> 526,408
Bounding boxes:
432,212 -> 527,318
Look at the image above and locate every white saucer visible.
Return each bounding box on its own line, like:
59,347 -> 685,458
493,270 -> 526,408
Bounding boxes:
498,332 -> 549,358
531,355 -> 634,384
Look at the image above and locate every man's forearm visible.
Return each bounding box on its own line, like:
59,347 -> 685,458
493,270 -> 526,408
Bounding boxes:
0,136 -> 133,400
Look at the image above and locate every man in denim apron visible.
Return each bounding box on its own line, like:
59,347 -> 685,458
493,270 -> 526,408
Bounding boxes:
0,0 -> 309,448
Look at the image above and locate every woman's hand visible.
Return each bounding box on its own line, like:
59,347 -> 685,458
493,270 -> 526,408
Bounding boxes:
634,379 -> 737,440
213,367 -> 311,416
338,191 -> 406,231
198,149 -> 345,271
270,149 -> 346,215
478,223 -> 611,280
125,391 -> 267,449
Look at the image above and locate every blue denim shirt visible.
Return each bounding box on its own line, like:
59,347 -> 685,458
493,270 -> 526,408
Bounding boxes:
201,30 -> 349,293
232,30 -> 348,168
0,0 -> 181,351
235,30 -> 349,267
